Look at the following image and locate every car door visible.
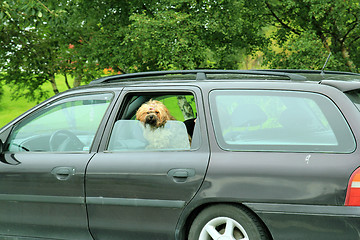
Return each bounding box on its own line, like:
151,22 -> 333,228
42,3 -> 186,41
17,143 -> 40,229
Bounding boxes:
0,92 -> 114,239
85,87 -> 210,240
204,88 -> 359,239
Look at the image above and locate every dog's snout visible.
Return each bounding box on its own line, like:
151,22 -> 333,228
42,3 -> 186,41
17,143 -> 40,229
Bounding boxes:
145,113 -> 158,126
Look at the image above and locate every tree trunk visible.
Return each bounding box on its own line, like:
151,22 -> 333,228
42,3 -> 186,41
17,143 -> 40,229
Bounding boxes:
341,46 -> 355,72
50,74 -> 59,95
177,96 -> 194,120
64,73 -> 71,89
73,75 -> 82,87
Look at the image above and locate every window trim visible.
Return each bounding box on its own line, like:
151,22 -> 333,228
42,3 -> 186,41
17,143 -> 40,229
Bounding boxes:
102,89 -> 201,153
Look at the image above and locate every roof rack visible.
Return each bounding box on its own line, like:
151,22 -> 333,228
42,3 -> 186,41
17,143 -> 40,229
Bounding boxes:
89,70 -> 308,84
257,69 -> 360,76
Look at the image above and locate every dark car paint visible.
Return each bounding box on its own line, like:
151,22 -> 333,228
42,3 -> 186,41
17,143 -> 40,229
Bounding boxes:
245,203 -> 360,239
0,89 -> 121,239
0,153 -> 93,239
175,81 -> 360,239
0,75 -> 359,239
85,85 -> 211,239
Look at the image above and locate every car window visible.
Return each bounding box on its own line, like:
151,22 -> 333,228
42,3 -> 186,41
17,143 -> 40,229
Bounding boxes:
107,93 -> 198,151
345,89 -> 360,111
210,90 -> 355,153
6,93 -> 113,152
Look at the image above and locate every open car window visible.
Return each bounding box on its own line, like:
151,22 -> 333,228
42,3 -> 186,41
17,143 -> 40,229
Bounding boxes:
108,120 -> 190,151
107,93 -> 199,151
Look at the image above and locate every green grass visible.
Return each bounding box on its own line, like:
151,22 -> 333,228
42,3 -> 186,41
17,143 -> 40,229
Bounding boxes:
0,75 -> 74,128
162,96 -> 196,121
0,75 -> 197,128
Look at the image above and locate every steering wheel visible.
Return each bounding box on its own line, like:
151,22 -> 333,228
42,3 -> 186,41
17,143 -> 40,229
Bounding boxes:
49,129 -> 84,152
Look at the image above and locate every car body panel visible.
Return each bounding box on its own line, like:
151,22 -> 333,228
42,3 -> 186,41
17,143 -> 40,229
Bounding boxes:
0,89 -> 120,239
245,203 -> 360,239
0,153 -> 93,239
85,86 -> 210,239
0,70 -> 360,239
175,80 -> 360,239
86,151 -> 209,240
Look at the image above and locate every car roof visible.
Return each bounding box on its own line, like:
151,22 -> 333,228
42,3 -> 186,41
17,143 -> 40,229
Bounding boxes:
89,70 -> 308,84
81,69 -> 360,93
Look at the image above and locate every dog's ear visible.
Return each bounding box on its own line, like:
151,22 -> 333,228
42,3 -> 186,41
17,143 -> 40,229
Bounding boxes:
168,114 -> 176,121
136,104 -> 147,122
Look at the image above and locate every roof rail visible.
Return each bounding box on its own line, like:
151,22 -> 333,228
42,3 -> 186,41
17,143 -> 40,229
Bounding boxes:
89,69 -> 307,84
256,69 -> 360,76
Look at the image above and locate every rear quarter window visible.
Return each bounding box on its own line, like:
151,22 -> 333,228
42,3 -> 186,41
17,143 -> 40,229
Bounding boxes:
345,89 -> 360,111
210,90 -> 355,153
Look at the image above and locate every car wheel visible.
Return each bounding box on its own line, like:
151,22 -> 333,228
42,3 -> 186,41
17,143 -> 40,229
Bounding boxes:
188,204 -> 269,240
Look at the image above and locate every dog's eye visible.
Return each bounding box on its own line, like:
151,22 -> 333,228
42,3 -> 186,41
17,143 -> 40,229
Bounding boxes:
155,111 -> 159,114
147,112 -> 150,114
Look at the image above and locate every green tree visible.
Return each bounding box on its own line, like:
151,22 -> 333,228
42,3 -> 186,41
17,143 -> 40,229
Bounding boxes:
124,0 -> 267,71
255,0 -> 360,72
0,0 -> 102,102
79,0 -> 267,72
0,0 -> 267,102
2,0 -> 360,106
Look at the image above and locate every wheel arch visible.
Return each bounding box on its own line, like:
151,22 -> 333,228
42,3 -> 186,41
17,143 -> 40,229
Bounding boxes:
177,200 -> 274,240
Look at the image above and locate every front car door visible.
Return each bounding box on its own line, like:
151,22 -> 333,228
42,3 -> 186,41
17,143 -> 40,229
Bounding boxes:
0,92 -> 114,239
86,86 -> 210,239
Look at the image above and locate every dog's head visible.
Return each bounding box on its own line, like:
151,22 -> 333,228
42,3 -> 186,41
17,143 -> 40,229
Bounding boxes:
136,100 -> 174,129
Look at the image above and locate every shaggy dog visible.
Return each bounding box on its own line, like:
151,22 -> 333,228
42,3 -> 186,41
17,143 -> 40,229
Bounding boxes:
136,99 -> 190,149
136,99 -> 175,129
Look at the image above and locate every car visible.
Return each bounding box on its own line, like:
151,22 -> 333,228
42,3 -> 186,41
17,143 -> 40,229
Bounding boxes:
0,69 -> 360,240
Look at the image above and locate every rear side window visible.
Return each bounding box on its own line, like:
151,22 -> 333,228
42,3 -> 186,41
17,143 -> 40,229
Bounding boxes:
210,90 -> 355,153
345,89 -> 360,111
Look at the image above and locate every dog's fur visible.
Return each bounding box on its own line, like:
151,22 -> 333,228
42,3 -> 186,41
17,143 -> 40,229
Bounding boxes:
136,99 -> 191,149
136,100 -> 175,130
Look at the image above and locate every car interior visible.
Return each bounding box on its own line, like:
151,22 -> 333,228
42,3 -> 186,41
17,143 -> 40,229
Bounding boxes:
109,93 -> 199,151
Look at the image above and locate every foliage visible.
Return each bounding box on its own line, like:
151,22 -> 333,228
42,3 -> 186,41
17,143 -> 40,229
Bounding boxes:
0,0 -> 102,102
0,74 -> 74,127
120,0 -> 265,71
1,0 -> 360,103
79,0 -> 266,72
256,0 -> 360,71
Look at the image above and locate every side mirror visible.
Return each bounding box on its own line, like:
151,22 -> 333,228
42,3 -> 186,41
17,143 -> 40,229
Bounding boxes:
0,126 -> 13,154
0,126 -> 21,165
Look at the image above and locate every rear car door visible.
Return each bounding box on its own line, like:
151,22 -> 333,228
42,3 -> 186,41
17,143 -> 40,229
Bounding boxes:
205,87 -> 360,239
0,92 -> 114,239
86,86 -> 210,239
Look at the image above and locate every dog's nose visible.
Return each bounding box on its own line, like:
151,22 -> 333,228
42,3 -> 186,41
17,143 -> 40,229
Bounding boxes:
145,114 -> 157,125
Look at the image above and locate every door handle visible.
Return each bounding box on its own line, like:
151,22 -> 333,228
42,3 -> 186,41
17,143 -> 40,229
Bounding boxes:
51,167 -> 76,181
168,168 -> 196,183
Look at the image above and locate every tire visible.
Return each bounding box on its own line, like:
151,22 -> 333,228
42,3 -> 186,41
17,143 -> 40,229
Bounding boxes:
188,204 -> 269,240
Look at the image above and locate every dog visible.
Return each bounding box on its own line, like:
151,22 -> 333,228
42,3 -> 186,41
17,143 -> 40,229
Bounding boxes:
136,99 -> 175,129
136,99 -> 190,149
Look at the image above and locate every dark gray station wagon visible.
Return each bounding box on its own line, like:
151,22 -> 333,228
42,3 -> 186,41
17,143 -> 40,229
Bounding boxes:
1,70 -> 360,240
